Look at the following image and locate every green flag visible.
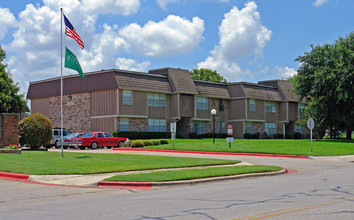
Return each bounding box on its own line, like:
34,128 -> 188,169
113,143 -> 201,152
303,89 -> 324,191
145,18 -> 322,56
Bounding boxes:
65,47 -> 84,78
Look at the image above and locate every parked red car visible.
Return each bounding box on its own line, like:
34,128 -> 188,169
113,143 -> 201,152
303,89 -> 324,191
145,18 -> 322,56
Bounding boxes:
71,132 -> 128,150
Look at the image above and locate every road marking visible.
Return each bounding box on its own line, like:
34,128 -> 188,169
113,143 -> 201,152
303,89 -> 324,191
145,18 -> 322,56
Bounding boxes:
234,197 -> 354,220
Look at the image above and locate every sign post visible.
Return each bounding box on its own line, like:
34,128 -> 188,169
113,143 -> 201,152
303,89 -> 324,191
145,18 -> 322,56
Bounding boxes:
227,125 -> 233,149
307,118 -> 315,152
170,122 -> 176,149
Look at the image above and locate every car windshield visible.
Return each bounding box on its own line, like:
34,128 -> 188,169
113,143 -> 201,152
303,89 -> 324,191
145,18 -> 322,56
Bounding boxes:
64,133 -> 76,138
82,133 -> 93,137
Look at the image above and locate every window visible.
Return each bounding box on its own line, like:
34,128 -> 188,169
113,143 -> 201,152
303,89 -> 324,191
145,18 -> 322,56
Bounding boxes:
246,122 -> 253,134
148,119 -> 166,132
82,133 -> 94,137
249,99 -> 256,112
97,133 -> 104,138
104,133 -> 113,138
120,118 -> 129,131
299,103 -> 305,115
265,102 -> 276,113
265,123 -> 276,135
295,124 -> 302,133
148,93 -> 166,107
219,122 -> 226,133
196,97 -> 208,110
193,121 -> 205,134
219,100 -> 225,111
123,90 -> 132,105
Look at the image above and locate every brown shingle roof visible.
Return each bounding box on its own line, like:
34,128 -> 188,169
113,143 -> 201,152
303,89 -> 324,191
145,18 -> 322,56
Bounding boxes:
242,84 -> 282,101
195,81 -> 230,99
115,72 -> 172,94
167,68 -> 198,94
277,80 -> 299,102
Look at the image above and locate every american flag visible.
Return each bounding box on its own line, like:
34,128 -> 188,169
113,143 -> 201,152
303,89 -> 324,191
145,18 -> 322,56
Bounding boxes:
63,14 -> 84,49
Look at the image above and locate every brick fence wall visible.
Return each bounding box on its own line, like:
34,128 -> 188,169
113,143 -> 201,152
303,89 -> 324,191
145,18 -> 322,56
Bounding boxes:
0,113 -> 20,147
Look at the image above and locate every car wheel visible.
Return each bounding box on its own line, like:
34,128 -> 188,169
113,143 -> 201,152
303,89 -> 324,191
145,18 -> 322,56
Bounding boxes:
63,146 -> 68,149
54,141 -> 60,149
91,142 -> 98,149
117,141 -> 124,148
107,146 -> 112,149
79,146 -> 86,150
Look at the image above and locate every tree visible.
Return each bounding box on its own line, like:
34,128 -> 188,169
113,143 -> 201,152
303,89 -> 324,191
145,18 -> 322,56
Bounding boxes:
190,68 -> 227,83
0,46 -> 27,113
294,32 -> 353,139
19,113 -> 52,149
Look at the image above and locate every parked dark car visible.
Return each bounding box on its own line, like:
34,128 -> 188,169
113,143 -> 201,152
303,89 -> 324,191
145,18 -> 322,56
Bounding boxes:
71,132 -> 128,150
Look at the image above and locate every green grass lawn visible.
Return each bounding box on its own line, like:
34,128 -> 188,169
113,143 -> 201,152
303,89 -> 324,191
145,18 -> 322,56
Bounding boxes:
0,151 -> 240,175
146,138 -> 354,156
105,165 -> 282,182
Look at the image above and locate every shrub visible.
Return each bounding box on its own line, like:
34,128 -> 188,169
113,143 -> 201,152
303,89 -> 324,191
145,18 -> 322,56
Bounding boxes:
112,131 -> 171,139
251,133 -> 260,139
244,133 -> 252,139
19,113 -> 52,149
143,140 -> 154,146
160,139 -> 169,145
285,133 -> 293,139
152,140 -> 160,145
293,132 -> 302,139
189,132 -> 198,139
131,140 -> 144,148
176,132 -> 184,139
274,133 -> 284,139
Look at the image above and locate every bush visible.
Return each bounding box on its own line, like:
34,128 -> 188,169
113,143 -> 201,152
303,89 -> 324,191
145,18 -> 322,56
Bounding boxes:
251,133 -> 260,139
293,132 -> 302,139
189,132 -> 198,139
285,133 -> 293,139
244,133 -> 252,139
152,140 -> 160,145
131,140 -> 144,148
19,113 -> 52,149
143,140 -> 154,146
160,139 -> 169,145
274,133 -> 284,139
112,131 -> 171,139
176,132 -> 184,139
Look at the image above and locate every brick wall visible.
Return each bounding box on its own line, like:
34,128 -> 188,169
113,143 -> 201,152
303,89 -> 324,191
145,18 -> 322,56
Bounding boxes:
49,93 -> 91,133
0,113 -> 19,147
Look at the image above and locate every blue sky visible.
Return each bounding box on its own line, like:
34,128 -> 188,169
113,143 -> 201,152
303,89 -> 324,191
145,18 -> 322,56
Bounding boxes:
0,0 -> 353,95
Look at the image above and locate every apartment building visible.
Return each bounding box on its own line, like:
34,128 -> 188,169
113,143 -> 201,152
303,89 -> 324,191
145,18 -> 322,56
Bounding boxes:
27,67 -> 307,138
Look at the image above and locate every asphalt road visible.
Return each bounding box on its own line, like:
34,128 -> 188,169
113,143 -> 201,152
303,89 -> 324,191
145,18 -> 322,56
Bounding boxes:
0,151 -> 353,220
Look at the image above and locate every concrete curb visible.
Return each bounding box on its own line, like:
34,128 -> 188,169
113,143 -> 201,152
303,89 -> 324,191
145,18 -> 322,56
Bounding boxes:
97,169 -> 288,189
112,148 -> 309,159
0,172 -> 30,181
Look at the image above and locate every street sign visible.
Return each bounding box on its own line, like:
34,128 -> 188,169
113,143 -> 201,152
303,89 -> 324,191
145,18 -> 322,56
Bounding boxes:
170,122 -> 176,133
307,118 -> 314,130
171,132 -> 176,140
227,125 -> 233,136
226,137 -> 234,143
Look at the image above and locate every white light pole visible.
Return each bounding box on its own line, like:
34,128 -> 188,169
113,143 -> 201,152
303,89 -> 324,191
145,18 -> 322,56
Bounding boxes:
211,109 -> 217,144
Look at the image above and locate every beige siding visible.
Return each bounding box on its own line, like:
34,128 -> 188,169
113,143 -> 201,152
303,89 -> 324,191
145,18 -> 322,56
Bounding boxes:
288,102 -> 298,121
91,117 -> 115,133
170,94 -> 179,117
228,99 -> 245,120
91,89 -> 117,116
148,107 -> 165,119
248,99 -> 265,120
119,90 -> 147,116
278,102 -> 288,121
31,98 -> 50,118
180,95 -> 194,117
265,112 -> 277,122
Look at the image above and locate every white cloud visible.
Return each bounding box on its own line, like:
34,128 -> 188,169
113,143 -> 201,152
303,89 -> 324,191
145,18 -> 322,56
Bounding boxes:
119,15 -> 204,57
156,0 -> 179,10
115,57 -> 150,71
274,66 -> 297,79
81,0 -> 140,15
312,0 -> 329,7
198,1 -> 272,81
0,8 -> 17,40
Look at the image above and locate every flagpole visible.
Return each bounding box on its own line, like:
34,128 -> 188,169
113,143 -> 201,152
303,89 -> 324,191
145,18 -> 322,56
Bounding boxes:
60,8 -> 64,158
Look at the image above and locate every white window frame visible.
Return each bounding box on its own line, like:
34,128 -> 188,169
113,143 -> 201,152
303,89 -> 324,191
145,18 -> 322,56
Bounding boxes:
148,119 -> 166,132
265,123 -> 276,135
249,99 -> 256,112
196,97 -> 208,110
219,121 -> 225,133
193,121 -> 205,134
148,93 -> 166,107
120,118 -> 129,131
246,122 -> 253,134
265,102 -> 276,113
123,90 -> 133,105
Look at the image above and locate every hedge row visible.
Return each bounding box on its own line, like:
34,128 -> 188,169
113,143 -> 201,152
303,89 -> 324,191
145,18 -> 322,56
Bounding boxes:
113,131 -> 184,140
244,132 -> 309,139
130,139 -> 169,148
188,132 -> 228,139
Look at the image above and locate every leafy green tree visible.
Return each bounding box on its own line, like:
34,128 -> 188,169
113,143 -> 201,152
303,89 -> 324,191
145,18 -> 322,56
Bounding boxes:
190,68 -> 227,83
19,113 -> 52,149
0,46 -> 27,113
294,32 -> 353,139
